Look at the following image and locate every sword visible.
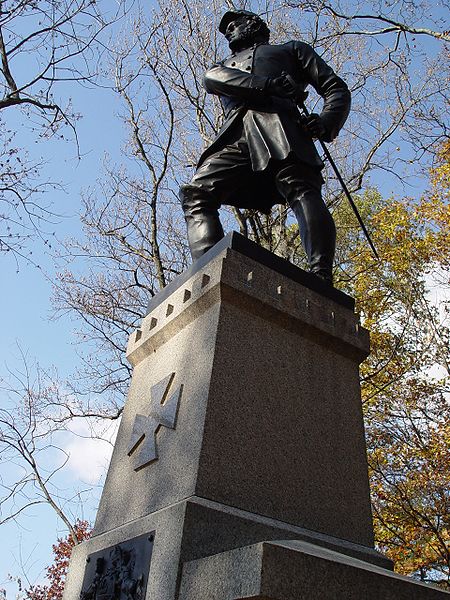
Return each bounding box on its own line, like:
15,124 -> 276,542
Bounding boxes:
297,98 -> 380,260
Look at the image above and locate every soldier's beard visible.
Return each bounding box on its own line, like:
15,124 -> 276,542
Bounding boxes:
228,21 -> 268,52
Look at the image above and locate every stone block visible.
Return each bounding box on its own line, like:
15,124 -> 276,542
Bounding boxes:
94,233 -> 374,548
64,233 -> 397,599
63,497 -> 389,600
179,539 -> 450,600
64,500 -> 187,600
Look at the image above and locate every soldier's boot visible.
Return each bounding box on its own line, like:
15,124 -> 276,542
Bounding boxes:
180,186 -> 224,261
275,162 -> 336,285
290,194 -> 336,286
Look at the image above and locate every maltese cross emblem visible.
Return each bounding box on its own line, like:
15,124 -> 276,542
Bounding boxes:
128,372 -> 183,471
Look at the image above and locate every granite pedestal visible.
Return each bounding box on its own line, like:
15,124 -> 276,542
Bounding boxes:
63,233 -> 449,599
179,539 -> 448,599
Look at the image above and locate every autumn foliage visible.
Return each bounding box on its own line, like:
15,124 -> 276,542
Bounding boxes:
25,521 -> 91,600
335,141 -> 450,587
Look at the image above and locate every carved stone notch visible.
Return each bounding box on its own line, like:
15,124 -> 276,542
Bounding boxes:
127,373 -> 183,471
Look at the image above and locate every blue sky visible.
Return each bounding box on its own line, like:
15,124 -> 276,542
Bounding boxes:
0,71 -> 126,598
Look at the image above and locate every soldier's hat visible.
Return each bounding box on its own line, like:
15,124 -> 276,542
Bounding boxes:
218,9 -> 262,34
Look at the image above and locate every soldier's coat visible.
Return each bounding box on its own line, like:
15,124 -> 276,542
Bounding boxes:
197,41 -> 350,211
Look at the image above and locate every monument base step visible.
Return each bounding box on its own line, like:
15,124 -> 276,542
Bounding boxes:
63,497 -> 390,600
179,538 -> 450,600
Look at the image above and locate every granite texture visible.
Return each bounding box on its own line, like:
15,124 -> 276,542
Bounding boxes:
64,500 -> 187,600
64,498 -> 389,600
64,242 -> 396,599
180,497 -> 390,569
179,539 -> 450,600
95,245 -> 373,548
94,261 -> 224,534
194,287 -> 374,545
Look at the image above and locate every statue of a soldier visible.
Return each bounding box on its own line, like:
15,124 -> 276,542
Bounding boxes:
180,10 -> 351,285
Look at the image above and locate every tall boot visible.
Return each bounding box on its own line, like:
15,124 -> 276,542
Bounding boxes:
291,195 -> 336,286
275,162 -> 336,285
180,186 -> 224,261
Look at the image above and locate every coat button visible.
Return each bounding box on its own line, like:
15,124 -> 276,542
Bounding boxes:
231,62 -> 236,66
246,65 -> 251,71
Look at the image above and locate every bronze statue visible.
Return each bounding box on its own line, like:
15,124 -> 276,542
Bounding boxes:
180,9 -> 351,285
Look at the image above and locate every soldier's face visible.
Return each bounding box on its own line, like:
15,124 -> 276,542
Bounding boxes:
225,16 -> 255,48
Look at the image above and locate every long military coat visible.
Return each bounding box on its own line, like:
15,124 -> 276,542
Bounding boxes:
198,40 -> 351,211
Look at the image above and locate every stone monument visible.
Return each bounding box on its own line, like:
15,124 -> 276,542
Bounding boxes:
63,232 -> 449,599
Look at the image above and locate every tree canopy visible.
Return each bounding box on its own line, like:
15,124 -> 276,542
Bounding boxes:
0,0 -> 125,262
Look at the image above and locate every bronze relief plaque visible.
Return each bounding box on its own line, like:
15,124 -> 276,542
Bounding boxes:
80,532 -> 155,599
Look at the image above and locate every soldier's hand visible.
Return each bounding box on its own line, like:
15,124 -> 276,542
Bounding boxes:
265,74 -> 297,98
301,113 -> 327,140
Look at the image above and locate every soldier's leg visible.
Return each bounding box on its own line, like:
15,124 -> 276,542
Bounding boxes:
275,159 -> 336,284
179,184 -> 224,261
180,135 -> 252,260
